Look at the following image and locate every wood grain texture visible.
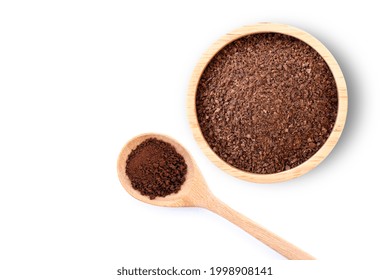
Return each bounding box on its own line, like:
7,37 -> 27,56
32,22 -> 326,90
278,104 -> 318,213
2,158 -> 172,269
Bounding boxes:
117,133 -> 315,259
187,22 -> 348,183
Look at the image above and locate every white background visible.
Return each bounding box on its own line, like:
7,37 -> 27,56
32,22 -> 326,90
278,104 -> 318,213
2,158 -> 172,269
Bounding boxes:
1,0 -> 389,279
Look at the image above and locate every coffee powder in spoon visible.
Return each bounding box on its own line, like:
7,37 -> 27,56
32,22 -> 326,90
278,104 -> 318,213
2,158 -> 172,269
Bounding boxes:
125,138 -> 187,199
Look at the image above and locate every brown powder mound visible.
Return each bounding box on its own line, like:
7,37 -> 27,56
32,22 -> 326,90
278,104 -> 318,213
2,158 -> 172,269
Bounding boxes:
125,138 -> 187,199
196,33 -> 338,174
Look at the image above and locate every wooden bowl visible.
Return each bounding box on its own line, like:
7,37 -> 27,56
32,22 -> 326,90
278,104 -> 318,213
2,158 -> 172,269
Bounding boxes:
187,23 -> 348,183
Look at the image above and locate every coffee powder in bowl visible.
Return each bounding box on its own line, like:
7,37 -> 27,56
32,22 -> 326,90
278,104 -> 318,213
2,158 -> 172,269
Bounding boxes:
187,23 -> 347,183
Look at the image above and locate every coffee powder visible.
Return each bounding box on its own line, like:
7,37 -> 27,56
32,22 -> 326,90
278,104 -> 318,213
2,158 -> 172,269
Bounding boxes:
196,33 -> 338,174
125,138 -> 187,199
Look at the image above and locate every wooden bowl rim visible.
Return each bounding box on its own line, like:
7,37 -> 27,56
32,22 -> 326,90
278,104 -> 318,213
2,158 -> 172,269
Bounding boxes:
187,22 -> 348,183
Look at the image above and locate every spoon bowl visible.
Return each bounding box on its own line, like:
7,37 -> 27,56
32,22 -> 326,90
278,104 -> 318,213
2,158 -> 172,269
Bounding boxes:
117,133 -> 209,208
117,133 -> 315,260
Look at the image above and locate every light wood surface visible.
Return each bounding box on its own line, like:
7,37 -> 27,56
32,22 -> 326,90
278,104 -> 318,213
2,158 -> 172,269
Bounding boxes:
187,22 -> 348,183
117,133 -> 315,260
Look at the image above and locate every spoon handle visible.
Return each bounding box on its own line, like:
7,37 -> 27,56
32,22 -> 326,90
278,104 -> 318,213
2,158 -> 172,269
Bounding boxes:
203,196 -> 315,260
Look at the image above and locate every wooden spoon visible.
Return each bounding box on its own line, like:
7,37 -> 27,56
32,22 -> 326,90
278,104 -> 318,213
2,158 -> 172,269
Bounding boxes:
117,133 -> 315,260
